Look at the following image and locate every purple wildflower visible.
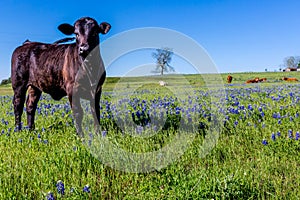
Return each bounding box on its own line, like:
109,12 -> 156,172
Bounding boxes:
101,130 -> 107,137
83,185 -> 90,193
288,130 -> 293,139
46,192 -> 55,200
277,131 -> 281,137
295,132 -> 299,140
248,104 -> 253,111
56,180 -> 65,195
262,139 -> 268,145
234,120 -> 238,127
136,125 -> 143,134
271,133 -> 276,141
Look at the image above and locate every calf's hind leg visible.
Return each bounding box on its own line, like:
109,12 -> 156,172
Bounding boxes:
13,86 -> 27,130
26,86 -> 42,130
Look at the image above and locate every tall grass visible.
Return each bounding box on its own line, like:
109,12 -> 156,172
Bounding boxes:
0,73 -> 300,199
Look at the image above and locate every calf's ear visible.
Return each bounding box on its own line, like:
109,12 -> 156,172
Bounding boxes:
58,23 -> 74,35
99,22 -> 111,34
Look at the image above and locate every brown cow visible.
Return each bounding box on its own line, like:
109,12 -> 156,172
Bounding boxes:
282,77 -> 298,81
245,77 -> 260,84
258,78 -> 267,82
11,17 -> 111,137
227,75 -> 233,83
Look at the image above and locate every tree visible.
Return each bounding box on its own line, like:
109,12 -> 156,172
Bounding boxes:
0,77 -> 11,85
152,47 -> 174,75
283,56 -> 300,69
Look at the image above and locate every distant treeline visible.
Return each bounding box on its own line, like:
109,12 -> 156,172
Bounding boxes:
1,77 -> 11,85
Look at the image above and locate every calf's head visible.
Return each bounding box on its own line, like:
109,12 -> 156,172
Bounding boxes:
58,17 -> 111,58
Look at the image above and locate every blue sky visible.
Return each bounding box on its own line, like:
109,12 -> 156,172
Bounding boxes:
1,0 -> 300,80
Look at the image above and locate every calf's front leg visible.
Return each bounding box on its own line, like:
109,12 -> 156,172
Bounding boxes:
68,91 -> 84,138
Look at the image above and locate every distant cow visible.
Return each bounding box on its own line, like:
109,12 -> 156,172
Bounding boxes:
246,77 -> 260,84
282,77 -> 298,82
159,81 -> 167,86
11,17 -> 111,137
227,75 -> 233,83
258,78 -> 267,82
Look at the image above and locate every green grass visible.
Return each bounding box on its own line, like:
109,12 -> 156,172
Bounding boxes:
1,72 -> 300,199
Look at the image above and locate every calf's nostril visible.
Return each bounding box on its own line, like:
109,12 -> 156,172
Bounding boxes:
79,47 -> 84,53
79,45 -> 89,54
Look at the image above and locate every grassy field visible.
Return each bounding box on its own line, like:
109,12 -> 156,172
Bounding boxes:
1,72 -> 300,199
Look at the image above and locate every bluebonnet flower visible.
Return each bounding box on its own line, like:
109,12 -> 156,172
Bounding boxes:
278,119 -> 281,125
43,140 -> 48,144
88,140 -> 92,146
262,139 -> 268,145
277,131 -> 281,137
234,121 -> 238,127
288,130 -> 293,139
46,192 -> 55,200
295,132 -> 299,140
136,111 -> 141,119
136,125 -> 143,134
37,133 -> 41,139
233,101 -> 239,106
187,114 -> 192,123
101,130 -> 107,137
271,133 -> 276,141
175,107 -> 180,115
56,180 -> 65,195
248,104 -> 253,111
83,185 -> 90,193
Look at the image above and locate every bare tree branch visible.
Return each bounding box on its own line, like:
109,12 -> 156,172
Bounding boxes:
152,47 -> 174,75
